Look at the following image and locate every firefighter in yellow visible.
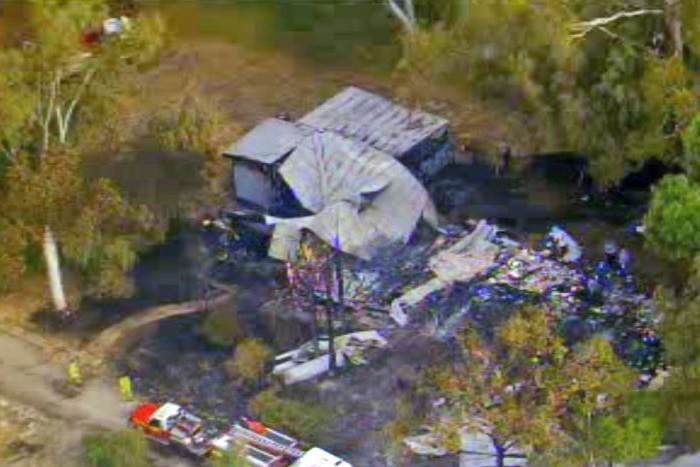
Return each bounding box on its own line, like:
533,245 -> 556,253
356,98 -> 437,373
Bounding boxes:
119,375 -> 134,401
67,358 -> 82,386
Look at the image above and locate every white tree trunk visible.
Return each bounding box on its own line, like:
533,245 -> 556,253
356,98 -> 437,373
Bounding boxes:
43,225 -> 67,312
665,0 -> 683,57
386,0 -> 417,33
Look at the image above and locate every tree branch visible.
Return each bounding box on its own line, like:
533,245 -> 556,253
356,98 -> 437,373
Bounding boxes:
570,9 -> 663,39
42,73 -> 60,152
61,68 -> 96,144
386,0 -> 416,33
0,145 -> 16,162
55,104 -> 66,144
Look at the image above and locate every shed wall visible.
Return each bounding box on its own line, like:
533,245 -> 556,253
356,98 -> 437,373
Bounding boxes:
233,161 -> 275,210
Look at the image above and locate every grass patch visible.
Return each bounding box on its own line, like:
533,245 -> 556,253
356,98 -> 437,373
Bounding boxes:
247,389 -> 332,444
82,429 -> 151,467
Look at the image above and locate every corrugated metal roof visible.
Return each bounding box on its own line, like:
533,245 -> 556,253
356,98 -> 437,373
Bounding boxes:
264,130 -> 438,260
222,118 -> 313,164
299,86 -> 448,158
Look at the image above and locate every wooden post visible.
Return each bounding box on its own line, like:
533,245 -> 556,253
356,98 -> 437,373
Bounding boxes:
335,250 -> 345,329
324,252 -> 337,373
333,232 -> 346,330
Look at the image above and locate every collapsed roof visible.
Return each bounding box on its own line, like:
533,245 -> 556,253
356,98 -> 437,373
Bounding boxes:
248,129 -> 438,261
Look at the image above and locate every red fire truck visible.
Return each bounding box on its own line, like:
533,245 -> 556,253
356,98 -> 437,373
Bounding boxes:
129,401 -> 351,467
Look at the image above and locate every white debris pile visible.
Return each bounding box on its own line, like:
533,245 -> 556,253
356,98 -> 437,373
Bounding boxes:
402,420 -> 528,466
272,330 -> 389,386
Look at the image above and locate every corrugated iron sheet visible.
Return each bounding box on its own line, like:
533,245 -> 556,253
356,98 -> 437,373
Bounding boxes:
222,118 -> 313,164
299,86 -> 448,158
265,130 -> 438,260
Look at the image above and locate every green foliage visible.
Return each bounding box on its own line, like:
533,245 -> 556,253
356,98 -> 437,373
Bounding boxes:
225,338 -> 272,386
82,429 -> 151,467
0,50 -> 33,159
247,389 -> 331,442
643,175 -> 700,261
398,0 -> 700,185
148,90 -> 225,155
658,287 -> 700,447
682,113 -> 700,179
199,295 -> 244,347
585,391 -> 662,464
0,1 -> 167,298
0,0 -> 167,154
0,149 -> 162,297
426,305 -> 640,464
661,366 -> 700,447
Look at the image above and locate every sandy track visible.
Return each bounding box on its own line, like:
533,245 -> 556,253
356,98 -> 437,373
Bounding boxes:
0,329 -> 194,466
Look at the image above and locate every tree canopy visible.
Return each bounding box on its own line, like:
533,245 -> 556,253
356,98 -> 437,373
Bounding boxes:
425,305 -> 658,466
0,149 -> 161,296
0,0 -> 165,157
394,0 -> 700,185
0,0 -> 166,301
644,174 -> 700,261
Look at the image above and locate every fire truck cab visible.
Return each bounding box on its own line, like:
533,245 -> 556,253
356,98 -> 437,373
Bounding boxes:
129,402 -> 212,456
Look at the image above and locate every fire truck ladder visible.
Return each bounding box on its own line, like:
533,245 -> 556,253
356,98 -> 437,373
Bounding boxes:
244,444 -> 286,467
231,424 -> 305,459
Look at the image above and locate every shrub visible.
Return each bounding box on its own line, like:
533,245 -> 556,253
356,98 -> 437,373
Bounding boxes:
199,301 -> 245,347
225,338 -> 271,386
82,429 -> 151,467
247,389 -> 331,442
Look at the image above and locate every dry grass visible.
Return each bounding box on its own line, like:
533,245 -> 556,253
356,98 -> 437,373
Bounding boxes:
119,39 -> 527,153
0,276 -> 49,327
0,274 -> 80,352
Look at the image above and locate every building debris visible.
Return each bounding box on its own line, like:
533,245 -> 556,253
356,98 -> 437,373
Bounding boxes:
403,431 -> 449,456
390,220 -> 499,326
263,130 -> 438,261
402,422 -> 528,466
272,330 -> 388,386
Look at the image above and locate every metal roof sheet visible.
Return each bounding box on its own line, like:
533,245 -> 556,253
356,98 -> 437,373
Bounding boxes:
222,118 -> 313,164
299,86 -> 448,157
265,130 -> 438,260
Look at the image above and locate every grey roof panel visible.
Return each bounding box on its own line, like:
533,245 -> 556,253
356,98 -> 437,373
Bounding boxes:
300,86 -> 448,158
266,131 -> 437,260
222,118 -> 313,164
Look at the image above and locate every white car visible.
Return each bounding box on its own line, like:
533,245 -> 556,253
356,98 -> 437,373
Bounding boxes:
291,447 -> 353,467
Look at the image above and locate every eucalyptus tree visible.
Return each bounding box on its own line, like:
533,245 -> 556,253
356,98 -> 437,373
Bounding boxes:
391,0 -> 700,184
427,306 -> 658,466
0,0 -> 166,312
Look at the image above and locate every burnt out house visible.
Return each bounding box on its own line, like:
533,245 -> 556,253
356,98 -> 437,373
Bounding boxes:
222,119 -> 438,261
222,86 -> 453,215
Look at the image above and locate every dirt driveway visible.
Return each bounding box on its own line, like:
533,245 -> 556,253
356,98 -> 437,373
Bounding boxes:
0,328 -> 193,466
